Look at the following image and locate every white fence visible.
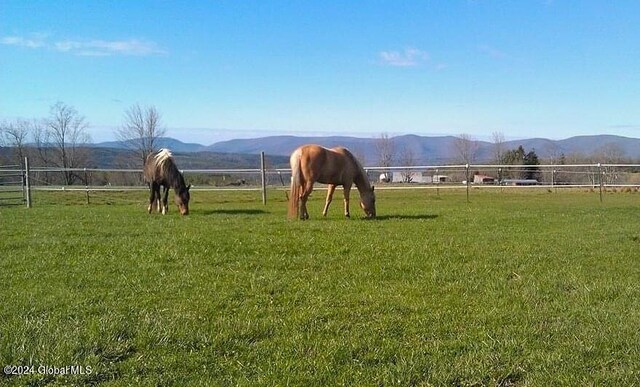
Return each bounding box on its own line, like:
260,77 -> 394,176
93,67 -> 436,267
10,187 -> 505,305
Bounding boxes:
0,158 -> 31,207
3,160 -> 640,207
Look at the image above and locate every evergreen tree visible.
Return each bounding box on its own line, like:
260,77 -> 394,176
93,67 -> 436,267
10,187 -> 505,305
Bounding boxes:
523,149 -> 541,180
500,145 -> 540,180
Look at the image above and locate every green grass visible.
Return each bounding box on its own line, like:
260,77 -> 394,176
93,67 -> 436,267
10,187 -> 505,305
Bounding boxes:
1,188 -> 639,385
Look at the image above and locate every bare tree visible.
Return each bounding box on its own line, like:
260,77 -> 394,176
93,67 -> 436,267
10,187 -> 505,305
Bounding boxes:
595,143 -> 627,185
116,104 -> 166,166
399,145 -> 416,183
452,133 -> 479,164
491,131 -> 506,164
32,119 -> 50,166
45,102 -> 91,184
541,142 -> 568,184
375,133 -> 395,181
543,141 -> 564,165
561,152 -> 596,186
1,119 -> 33,167
595,142 -> 626,163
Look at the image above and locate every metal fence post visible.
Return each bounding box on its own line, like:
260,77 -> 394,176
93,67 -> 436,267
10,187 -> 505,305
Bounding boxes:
24,157 -> 31,208
260,151 -> 267,205
84,168 -> 90,205
465,163 -> 470,202
598,163 -> 603,203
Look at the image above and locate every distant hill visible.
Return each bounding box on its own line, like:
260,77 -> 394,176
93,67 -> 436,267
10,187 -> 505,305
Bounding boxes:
207,135 -> 464,164
207,134 -> 640,165
93,137 -> 207,153
206,135 -> 371,155
0,146 -> 289,170
167,151 -> 289,170
17,133 -> 639,168
553,135 -> 640,157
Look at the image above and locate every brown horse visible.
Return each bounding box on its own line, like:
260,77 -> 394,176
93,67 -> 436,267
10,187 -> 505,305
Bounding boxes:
288,144 -> 376,220
143,148 -> 191,215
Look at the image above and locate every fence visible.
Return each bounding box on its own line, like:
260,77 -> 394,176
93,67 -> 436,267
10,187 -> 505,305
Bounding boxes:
371,163 -> 640,202
0,157 -> 31,207
3,158 -> 640,207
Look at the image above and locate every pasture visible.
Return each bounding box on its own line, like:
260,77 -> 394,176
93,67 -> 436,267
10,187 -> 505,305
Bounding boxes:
1,188 -> 639,385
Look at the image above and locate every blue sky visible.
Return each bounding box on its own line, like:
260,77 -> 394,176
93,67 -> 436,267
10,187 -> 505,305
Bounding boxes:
1,1 -> 639,144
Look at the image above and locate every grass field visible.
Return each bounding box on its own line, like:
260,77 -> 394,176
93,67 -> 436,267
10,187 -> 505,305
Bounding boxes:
1,188 -> 639,385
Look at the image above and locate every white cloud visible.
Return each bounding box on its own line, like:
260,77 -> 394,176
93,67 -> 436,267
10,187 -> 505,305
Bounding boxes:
379,48 -> 429,67
1,34 -> 167,57
54,39 -> 167,56
434,63 -> 448,72
1,34 -> 47,48
53,40 -> 82,52
477,44 -> 509,60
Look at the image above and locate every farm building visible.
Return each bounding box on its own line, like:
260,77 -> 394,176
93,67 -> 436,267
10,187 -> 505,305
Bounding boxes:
392,171 -> 426,183
473,174 -> 496,184
389,172 -> 447,183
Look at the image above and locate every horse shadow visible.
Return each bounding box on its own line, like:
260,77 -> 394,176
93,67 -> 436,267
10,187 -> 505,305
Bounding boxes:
200,209 -> 269,216
373,214 -> 438,221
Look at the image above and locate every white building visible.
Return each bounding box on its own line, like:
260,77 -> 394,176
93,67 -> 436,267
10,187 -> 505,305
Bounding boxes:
390,172 -> 447,183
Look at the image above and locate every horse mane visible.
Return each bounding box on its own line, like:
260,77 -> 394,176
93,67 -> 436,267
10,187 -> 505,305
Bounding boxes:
155,148 -> 173,165
341,148 -> 371,190
154,148 -> 187,190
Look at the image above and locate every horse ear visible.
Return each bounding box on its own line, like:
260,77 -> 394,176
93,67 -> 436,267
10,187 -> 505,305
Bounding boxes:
187,184 -> 192,191
371,185 -> 375,192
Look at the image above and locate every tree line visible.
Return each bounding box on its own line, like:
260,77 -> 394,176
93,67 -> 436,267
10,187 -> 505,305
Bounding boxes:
3,107 -> 638,186
0,102 -> 165,185
374,131 -> 638,183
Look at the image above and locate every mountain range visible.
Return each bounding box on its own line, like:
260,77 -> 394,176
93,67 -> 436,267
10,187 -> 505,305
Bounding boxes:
93,134 -> 640,165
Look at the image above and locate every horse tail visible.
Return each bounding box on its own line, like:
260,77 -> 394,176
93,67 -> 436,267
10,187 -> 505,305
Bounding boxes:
288,148 -> 302,219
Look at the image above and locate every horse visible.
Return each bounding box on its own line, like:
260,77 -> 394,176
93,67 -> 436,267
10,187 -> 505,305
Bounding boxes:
288,144 -> 376,220
143,148 -> 191,215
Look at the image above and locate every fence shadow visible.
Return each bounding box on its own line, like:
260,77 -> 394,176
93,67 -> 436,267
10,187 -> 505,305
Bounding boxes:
200,208 -> 269,216
374,214 -> 438,221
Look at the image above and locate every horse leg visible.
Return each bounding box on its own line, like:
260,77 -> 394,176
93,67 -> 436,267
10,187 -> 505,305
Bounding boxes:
343,185 -> 351,218
322,184 -> 336,217
161,185 -> 169,215
148,183 -> 157,213
299,181 -> 314,220
155,185 -> 162,213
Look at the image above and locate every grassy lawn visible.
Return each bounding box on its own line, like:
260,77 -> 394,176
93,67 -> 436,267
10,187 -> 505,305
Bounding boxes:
1,188 -> 639,385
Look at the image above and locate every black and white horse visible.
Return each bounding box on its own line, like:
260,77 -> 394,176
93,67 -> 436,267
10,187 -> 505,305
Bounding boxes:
143,149 -> 191,215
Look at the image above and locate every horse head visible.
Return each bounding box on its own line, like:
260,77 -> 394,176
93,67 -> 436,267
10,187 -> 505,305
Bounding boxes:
360,185 -> 376,218
175,184 -> 191,215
